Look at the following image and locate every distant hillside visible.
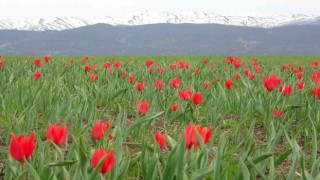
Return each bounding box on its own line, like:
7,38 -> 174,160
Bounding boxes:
0,23 -> 319,55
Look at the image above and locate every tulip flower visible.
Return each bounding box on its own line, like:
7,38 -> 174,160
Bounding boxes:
129,75 -> 135,84
145,59 -> 153,67
155,80 -> 165,90
10,131 -> 36,162
33,71 -> 41,80
171,103 -> 179,111
279,84 -> 292,96
104,62 -> 111,68
225,79 -> 234,89
178,87 -> 193,101
121,71 -> 127,77
90,74 -> 98,82
185,123 -> 212,149
297,81 -> 304,90
0,61 -> 4,67
203,81 -> 211,89
34,58 -> 42,67
92,120 -> 111,140
46,124 -> 67,146
155,132 -> 168,149
91,148 -> 116,174
135,82 -> 144,91
136,100 -> 149,115
170,77 -> 181,88
114,61 -> 123,68
193,92 -> 203,105
263,74 -> 281,91
273,109 -> 283,118
43,56 -> 51,62
233,73 -> 239,81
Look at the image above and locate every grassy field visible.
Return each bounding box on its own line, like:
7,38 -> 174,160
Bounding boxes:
0,55 -> 320,179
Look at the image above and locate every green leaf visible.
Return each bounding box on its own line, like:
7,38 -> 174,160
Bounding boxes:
166,133 -> 177,148
110,88 -> 128,101
24,159 -> 41,180
238,157 -> 250,180
48,160 -> 78,167
124,111 -> 164,140
275,149 -> 292,168
191,165 -> 214,180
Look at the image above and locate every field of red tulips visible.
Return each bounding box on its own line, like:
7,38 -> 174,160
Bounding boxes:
0,55 -> 320,179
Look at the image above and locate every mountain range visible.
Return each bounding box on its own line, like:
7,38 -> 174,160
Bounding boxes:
0,23 -> 319,55
0,11 -> 320,31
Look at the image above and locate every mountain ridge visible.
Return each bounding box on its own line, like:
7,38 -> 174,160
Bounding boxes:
0,23 -> 319,55
0,11 -> 320,31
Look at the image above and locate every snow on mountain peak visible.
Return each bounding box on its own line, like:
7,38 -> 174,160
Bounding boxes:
0,11 -> 319,31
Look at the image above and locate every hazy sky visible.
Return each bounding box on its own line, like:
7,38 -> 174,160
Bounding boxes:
0,0 -> 319,19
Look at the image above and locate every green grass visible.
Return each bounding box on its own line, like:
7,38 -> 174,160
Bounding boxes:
0,55 -> 320,179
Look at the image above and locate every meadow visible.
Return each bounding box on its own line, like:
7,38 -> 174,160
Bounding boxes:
0,55 -> 320,179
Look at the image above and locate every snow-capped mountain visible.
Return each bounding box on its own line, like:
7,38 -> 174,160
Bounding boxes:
0,11 -> 319,31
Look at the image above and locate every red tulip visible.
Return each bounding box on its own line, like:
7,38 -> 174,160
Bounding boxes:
92,120 -> 111,140
196,126 -> 212,144
255,66 -> 262,73
297,81 -> 304,90
108,134 -> 113,140
155,79 -> 165,90
46,124 -> 67,146
10,131 -> 36,162
136,100 -> 149,115
312,61 -> 319,69
178,87 -> 193,101
185,123 -> 212,149
169,64 -> 177,70
263,74 -> 281,92
145,59 -> 153,67
171,103 -> 179,111
316,87 -> 320,99
121,71 -> 127,77
203,81 -> 211,89
185,123 -> 197,149
273,109 -> 283,118
193,92 -> 203,105
70,59 -> 74,64
248,73 -> 256,80
104,62 -> 111,68
279,84 -> 292,96
84,64 -> 91,72
296,71 -> 303,79
194,69 -> 201,75
233,73 -> 239,81
158,68 -> 164,75
149,68 -> 154,74
210,63 -> 215,69
33,71 -> 41,80
90,74 -> 98,82
282,65 -> 287,71
178,60 -> 189,69
109,68 -> 113,74
135,82 -> 144,91
225,79 -> 234,89
34,58 -> 42,67
170,77 -> 181,88
244,69 -> 250,75
0,61 -> 5,67
155,132 -> 168,149
91,148 -> 116,174
203,59 -> 208,64
43,56 -> 51,62
114,61 -> 123,68
129,75 -> 135,84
